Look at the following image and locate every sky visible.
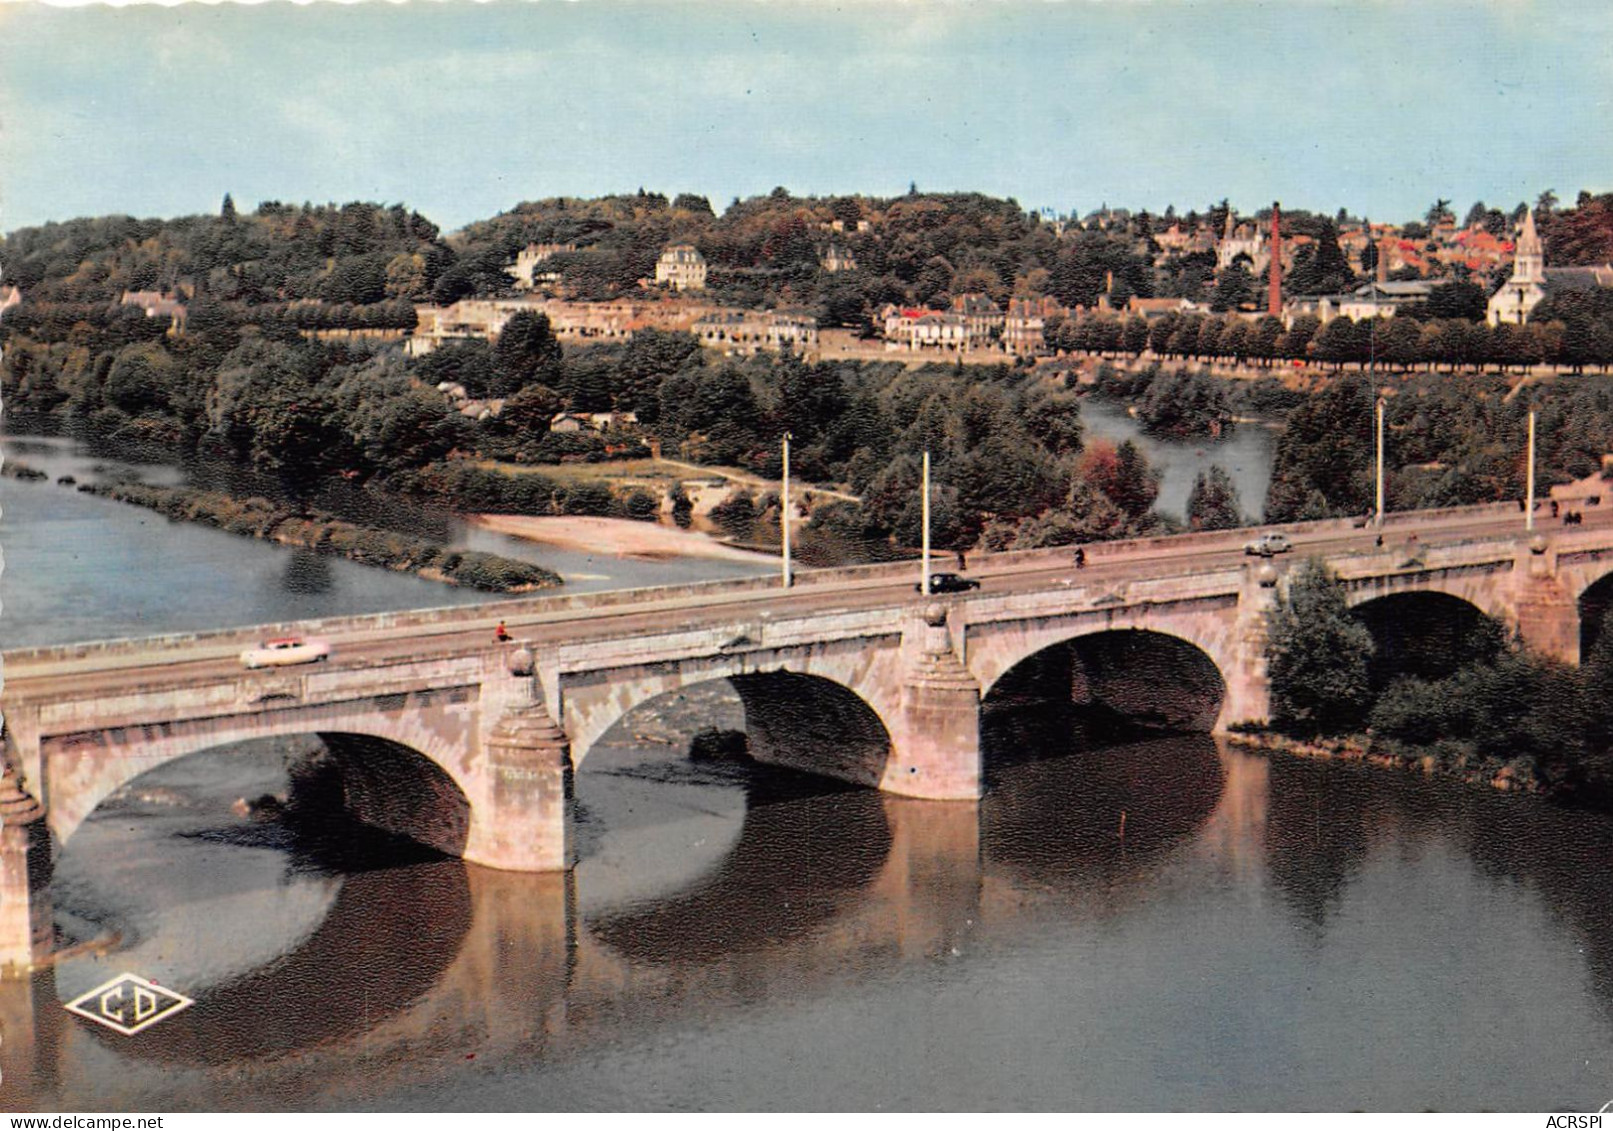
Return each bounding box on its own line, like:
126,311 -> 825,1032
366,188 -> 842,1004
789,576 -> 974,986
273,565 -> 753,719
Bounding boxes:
0,0 -> 1610,236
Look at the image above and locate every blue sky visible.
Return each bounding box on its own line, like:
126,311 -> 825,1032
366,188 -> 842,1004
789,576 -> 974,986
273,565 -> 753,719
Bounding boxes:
1,1 -> 1609,236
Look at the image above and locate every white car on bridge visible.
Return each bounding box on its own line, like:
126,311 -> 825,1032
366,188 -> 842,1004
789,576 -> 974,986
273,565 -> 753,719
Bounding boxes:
240,636 -> 331,669
1243,533 -> 1293,557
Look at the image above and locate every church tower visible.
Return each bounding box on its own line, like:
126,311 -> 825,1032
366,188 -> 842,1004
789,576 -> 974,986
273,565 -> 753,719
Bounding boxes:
1512,207 -> 1545,285
1487,208 -> 1548,326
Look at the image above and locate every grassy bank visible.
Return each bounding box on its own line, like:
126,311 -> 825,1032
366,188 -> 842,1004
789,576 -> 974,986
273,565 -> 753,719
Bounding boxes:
5,464 -> 562,593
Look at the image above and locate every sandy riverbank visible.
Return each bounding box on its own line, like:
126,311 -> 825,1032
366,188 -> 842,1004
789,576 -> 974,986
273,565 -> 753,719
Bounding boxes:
470,514 -> 776,562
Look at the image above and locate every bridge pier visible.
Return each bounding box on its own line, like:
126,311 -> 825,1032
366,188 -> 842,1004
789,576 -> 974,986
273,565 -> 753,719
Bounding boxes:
1221,567 -> 1278,729
0,762 -> 52,975
468,702 -> 573,872
1512,543 -> 1580,665
465,654 -> 573,872
880,606 -> 982,801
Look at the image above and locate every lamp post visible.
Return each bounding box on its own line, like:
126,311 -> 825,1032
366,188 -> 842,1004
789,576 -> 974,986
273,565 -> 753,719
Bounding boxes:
1375,396 -> 1385,526
781,432 -> 793,588
1526,409 -> 1536,533
920,450 -> 931,595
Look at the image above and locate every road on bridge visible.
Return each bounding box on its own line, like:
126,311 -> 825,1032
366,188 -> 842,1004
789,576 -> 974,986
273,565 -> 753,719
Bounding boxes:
4,499 -> 1607,706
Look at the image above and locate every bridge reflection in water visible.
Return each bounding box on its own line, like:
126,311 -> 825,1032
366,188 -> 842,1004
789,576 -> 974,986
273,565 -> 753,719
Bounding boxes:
0,678 -> 1241,1108
7,698 -> 1613,1108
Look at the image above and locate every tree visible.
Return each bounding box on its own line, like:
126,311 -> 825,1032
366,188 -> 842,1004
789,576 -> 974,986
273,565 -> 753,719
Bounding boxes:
1080,438 -> 1159,520
1284,220 -> 1356,297
671,193 -> 714,215
1424,280 -> 1487,322
1359,239 -> 1379,277
1263,374 -> 1374,521
1266,558 -> 1376,736
491,310 -> 563,396
1185,465 -> 1243,530
1210,263 -> 1255,312
1425,199 -> 1454,227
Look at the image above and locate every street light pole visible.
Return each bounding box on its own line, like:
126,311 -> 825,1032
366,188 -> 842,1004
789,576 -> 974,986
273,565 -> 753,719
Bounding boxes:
781,432 -> 793,588
1526,409 -> 1537,533
920,450 -> 931,595
1375,397 -> 1385,526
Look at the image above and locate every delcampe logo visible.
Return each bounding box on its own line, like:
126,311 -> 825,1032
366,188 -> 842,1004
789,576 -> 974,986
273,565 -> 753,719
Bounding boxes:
64,973 -> 194,1036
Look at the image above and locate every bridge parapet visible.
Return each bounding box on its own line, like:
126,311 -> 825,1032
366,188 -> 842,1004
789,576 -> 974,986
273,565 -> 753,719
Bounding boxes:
551,607 -> 906,674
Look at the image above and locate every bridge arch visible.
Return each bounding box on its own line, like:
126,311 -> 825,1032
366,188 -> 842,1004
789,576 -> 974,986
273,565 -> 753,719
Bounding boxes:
1341,571 -> 1514,628
41,697 -> 478,855
1578,570 -> 1613,661
561,650 -> 899,790
980,627 -> 1228,754
1347,591 -> 1507,692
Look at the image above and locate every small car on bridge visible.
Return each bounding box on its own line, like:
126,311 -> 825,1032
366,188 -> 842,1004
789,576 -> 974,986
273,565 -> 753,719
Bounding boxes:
240,636 -> 332,669
917,572 -> 981,594
1243,533 -> 1293,557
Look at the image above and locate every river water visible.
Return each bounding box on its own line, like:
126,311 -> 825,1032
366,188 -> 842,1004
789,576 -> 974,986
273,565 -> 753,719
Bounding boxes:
1078,397 -> 1279,523
4,427 -> 1613,1112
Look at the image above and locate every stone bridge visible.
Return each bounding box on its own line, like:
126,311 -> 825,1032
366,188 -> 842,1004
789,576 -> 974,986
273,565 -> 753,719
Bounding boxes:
3,503 -> 1612,970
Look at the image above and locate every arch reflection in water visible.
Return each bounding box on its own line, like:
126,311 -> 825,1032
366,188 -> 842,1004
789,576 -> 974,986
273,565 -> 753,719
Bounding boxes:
63,858 -> 472,1068
575,677 -> 894,964
42,738 -> 477,1078
983,734 -> 1226,889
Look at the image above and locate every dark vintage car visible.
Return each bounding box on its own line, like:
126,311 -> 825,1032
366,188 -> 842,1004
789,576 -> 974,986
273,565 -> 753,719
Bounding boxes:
916,572 -> 981,594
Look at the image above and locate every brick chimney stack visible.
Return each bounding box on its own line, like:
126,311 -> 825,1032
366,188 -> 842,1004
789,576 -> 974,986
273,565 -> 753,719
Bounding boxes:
1268,201 -> 1282,315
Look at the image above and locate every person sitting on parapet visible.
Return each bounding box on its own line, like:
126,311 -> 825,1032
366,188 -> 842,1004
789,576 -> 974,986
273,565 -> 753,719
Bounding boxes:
495,621 -> 512,642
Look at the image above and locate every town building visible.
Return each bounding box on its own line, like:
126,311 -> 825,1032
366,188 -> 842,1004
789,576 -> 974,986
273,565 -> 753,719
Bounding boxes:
119,290 -> 188,334
1004,297 -> 1067,355
1217,214 -> 1270,275
881,306 -> 968,352
1486,208 -> 1613,326
1488,210 -> 1548,325
820,243 -> 858,273
692,310 -> 819,354
508,243 -> 575,290
950,294 -> 1004,344
1286,280 -> 1434,325
655,244 -> 708,291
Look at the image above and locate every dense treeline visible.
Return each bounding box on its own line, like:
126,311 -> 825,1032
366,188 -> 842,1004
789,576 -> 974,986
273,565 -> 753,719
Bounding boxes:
1262,371 -> 1613,523
7,188 -> 1613,561
2,199 -> 451,305
1047,301 -> 1613,377
0,277 -> 1176,553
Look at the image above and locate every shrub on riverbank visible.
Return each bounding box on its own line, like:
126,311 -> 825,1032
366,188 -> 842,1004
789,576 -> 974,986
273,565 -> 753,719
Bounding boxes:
76,480 -> 560,592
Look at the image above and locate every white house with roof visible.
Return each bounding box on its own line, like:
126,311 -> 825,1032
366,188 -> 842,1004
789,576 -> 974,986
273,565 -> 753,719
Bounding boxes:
655,245 -> 708,291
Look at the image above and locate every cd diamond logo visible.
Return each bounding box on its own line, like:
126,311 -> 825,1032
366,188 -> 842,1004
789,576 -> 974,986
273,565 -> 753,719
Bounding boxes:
65,973 -> 194,1036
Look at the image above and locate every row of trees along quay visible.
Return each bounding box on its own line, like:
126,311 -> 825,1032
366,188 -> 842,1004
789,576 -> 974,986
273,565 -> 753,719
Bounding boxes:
1263,560 -> 1613,807
1050,294 -> 1613,375
2,191 -> 1613,563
